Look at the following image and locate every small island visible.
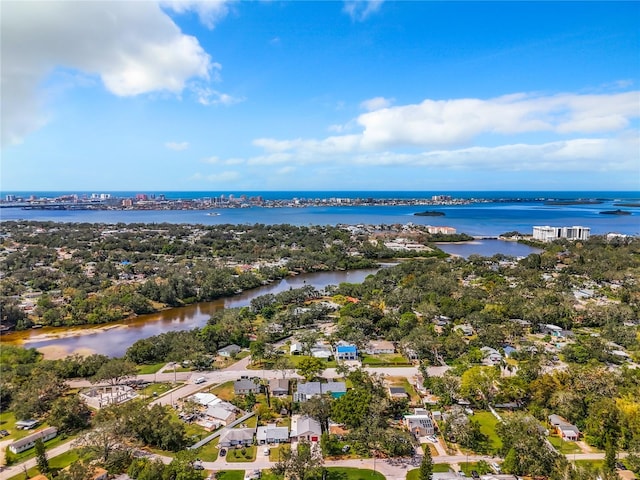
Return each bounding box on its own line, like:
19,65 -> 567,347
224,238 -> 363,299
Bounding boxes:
599,209 -> 631,215
414,210 -> 445,216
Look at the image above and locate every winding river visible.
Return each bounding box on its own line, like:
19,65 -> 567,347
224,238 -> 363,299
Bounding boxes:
1,269 -> 380,358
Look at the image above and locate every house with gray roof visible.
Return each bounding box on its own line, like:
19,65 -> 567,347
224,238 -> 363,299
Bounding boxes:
206,405 -> 236,425
269,378 -> 289,397
219,344 -> 242,357
293,381 -> 347,402
549,414 -> 580,441
219,427 -> 255,447
256,424 -> 290,444
9,427 -> 57,454
290,415 -> 322,442
404,408 -> 435,437
234,377 -> 262,395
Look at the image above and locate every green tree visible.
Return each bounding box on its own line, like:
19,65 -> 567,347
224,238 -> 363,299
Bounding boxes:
91,358 -> 137,386
34,438 -> 49,475
496,414 -> 558,477
296,357 -> 326,381
272,440 -> 323,480
300,395 -> 333,434
419,448 -> 433,480
48,395 -> 91,432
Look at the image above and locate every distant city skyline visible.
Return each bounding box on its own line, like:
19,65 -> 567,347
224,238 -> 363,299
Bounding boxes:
2,1 -> 639,192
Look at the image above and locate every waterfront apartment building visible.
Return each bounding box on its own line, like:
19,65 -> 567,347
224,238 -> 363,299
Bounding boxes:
533,226 -> 591,243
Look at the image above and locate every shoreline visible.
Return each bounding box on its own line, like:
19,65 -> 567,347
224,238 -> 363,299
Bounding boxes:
21,323 -> 129,343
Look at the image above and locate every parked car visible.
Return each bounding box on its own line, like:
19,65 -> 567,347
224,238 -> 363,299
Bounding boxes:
491,462 -> 502,473
0,430 -> 9,437
263,448 -> 270,456
471,471 -> 480,479
220,448 -> 227,456
341,445 -> 351,453
615,462 -> 627,470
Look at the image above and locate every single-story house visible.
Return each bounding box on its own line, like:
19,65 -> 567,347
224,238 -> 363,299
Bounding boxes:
454,324 -> 474,336
481,346 -> 503,365
389,386 -> 408,399
191,392 -> 219,406
366,340 -> 395,355
256,424 -> 290,444
548,414 -> 580,441
234,377 -> 261,395
269,378 -> 289,397
404,408 -> 435,437
9,427 -> 58,454
290,342 -> 303,355
293,381 -> 347,402
540,324 -> 564,337
219,428 -> 255,447
290,415 -> 322,442
311,344 -> 333,359
206,405 -> 236,425
219,344 -> 242,357
336,344 -> 358,361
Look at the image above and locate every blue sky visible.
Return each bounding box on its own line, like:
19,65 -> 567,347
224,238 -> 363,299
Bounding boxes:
2,1 -> 639,192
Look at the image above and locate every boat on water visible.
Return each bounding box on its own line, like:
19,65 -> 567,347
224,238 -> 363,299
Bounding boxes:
206,212 -> 221,216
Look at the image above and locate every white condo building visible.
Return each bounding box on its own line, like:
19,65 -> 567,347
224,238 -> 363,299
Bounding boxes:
533,226 -> 591,243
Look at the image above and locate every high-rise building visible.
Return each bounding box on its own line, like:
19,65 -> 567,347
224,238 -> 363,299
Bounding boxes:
533,226 -> 591,243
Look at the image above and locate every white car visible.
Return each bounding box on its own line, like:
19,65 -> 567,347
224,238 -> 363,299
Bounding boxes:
491,462 -> 501,473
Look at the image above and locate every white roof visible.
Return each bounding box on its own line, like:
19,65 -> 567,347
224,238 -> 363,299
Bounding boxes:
206,405 -> 234,421
192,392 -> 219,406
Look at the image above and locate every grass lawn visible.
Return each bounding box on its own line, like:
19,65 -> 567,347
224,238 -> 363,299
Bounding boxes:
548,435 -> 582,454
216,471 -> 246,480
407,464 -> 451,480
140,382 -> 176,400
7,449 -> 82,480
210,381 -> 235,401
361,354 -> 411,367
386,376 -> 420,403
269,444 -> 291,462
195,437 -> 220,462
573,459 -> 605,470
288,355 -> 337,368
421,443 -> 439,457
470,411 -> 502,451
136,362 -> 166,374
325,467 -> 386,480
226,446 -> 256,462
459,462 -> 492,476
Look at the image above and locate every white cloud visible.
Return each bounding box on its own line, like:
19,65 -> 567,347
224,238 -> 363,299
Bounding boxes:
250,91 -> 639,159
1,1 -> 215,145
343,0 -> 384,21
360,96 -> 394,111
348,137 -> 638,172
165,141 -> 190,151
356,91 -> 640,149
193,86 -> 245,106
162,0 -> 233,29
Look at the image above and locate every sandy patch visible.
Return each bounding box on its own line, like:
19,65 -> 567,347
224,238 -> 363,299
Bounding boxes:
37,345 -> 98,360
23,324 -> 127,343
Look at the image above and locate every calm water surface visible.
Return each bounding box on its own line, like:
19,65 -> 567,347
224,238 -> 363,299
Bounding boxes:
3,269 -> 379,358
437,239 -> 542,258
2,200 -> 638,236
